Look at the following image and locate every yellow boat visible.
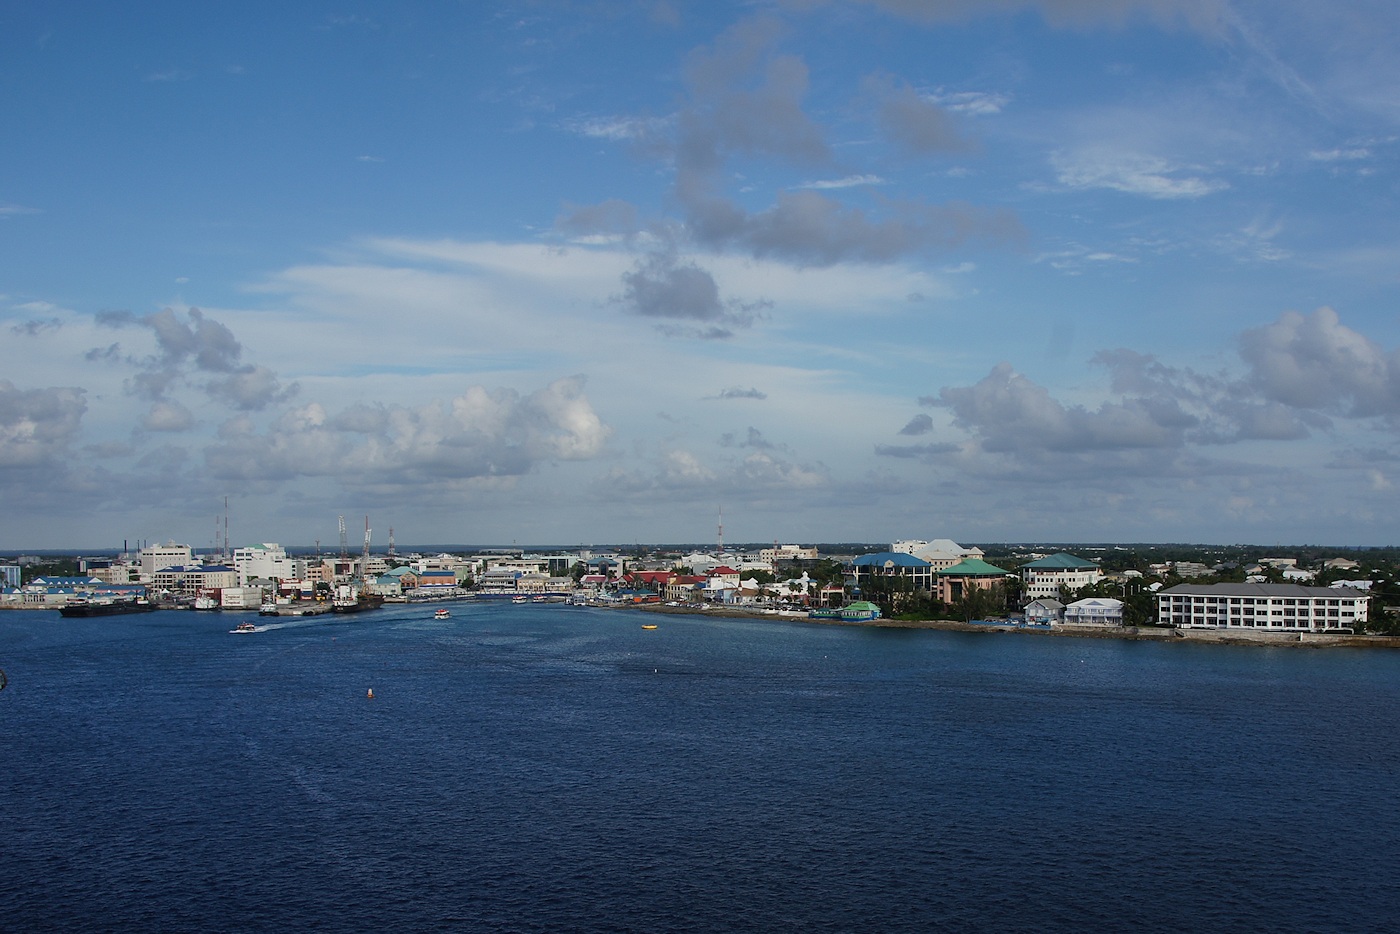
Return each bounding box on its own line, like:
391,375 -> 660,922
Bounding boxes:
641,624 -> 658,630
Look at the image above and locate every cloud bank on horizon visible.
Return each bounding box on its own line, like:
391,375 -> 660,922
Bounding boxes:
2,0 -> 1400,548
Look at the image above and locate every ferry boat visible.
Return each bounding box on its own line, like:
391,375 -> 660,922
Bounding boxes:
434,608 -> 451,620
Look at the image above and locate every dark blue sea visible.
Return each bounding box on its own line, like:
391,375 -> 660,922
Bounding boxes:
3,603 -> 1399,932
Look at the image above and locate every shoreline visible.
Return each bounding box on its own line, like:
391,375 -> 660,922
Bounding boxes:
631,602 -> 1400,649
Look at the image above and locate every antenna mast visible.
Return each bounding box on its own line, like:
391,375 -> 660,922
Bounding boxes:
717,505 -> 724,555
362,517 -> 372,574
338,516 -> 348,558
388,526 -> 396,558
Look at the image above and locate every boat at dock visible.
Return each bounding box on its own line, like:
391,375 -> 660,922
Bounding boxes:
59,597 -> 156,618
333,593 -> 385,614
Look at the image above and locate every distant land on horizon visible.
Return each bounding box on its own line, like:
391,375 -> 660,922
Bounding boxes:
6,541 -> 1398,558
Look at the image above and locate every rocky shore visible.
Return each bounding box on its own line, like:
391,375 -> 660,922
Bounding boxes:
632,602 -> 1400,649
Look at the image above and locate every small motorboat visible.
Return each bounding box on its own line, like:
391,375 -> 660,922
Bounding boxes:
641,624 -> 658,630
232,621 -> 258,633
434,608 -> 451,620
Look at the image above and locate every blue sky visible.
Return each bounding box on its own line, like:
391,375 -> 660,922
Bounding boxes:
4,0 -> 1400,550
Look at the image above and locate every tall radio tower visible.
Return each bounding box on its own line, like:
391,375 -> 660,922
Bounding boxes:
717,505 -> 724,555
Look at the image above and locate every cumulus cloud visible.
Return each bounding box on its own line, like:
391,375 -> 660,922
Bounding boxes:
692,189 -> 1022,266
937,361 -> 1194,453
141,401 -> 195,433
204,375 -> 610,489
716,387 -> 767,400
1239,306 -> 1400,419
551,14 -> 1023,270
10,317 -> 61,336
208,365 -> 297,412
888,308 -> 1400,487
95,306 -> 297,410
679,17 -> 829,171
618,251 -> 767,337
899,413 -> 934,435
556,199 -> 643,240
865,75 -> 970,154
720,427 -> 777,450
0,380 -> 86,469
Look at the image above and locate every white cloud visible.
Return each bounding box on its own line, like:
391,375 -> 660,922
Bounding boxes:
1050,148 -> 1228,199
796,174 -> 885,190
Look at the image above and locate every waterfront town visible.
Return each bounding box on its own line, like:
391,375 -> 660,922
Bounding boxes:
2,530 -> 1392,639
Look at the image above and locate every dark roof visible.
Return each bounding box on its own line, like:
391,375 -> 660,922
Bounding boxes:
852,552 -> 931,568
1159,583 -> 1367,598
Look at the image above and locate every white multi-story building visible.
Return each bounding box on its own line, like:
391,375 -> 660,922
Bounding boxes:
140,542 -> 193,580
1020,553 -> 1103,600
1157,583 -> 1368,632
232,543 -> 299,585
759,545 -> 818,564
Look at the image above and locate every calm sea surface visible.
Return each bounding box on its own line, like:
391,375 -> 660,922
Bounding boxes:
2,603 -> 1398,932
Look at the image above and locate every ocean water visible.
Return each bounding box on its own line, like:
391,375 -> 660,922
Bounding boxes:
2,603 -> 1399,932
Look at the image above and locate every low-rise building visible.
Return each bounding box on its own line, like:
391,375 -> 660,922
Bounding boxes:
760,544 -> 818,564
852,552 -> 934,593
934,558 -> 1011,604
1157,583 -> 1368,632
666,575 -> 705,603
1063,597 -> 1124,627
1024,598 -> 1064,625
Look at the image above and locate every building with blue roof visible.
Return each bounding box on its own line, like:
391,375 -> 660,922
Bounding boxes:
851,552 -> 934,592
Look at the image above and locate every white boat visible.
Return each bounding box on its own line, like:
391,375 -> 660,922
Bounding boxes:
434,608 -> 450,620
232,621 -> 258,633
512,596 -> 528,604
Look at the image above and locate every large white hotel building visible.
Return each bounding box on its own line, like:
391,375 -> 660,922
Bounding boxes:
1157,583 -> 1369,632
